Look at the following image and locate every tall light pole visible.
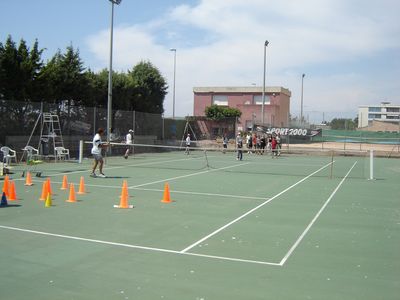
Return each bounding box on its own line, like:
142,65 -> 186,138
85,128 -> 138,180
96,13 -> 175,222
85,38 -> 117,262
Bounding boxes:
107,0 -> 121,143
300,73 -> 305,127
261,40 -> 269,125
170,48 -> 177,119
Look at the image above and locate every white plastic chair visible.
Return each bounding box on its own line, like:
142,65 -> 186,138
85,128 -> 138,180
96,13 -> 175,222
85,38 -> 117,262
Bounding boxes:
55,146 -> 70,161
22,145 -> 40,162
1,146 -> 17,165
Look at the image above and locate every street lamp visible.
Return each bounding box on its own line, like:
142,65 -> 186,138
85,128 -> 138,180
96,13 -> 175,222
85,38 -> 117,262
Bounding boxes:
107,0 -> 122,143
261,40 -> 269,125
300,73 -> 305,127
170,48 -> 177,119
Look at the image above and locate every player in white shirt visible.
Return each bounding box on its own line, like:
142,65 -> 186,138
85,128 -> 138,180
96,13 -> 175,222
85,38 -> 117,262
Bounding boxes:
185,133 -> 191,154
90,128 -> 108,177
124,129 -> 134,159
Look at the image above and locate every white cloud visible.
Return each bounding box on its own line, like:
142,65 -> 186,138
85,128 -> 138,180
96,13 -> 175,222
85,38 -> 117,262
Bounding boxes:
86,0 -> 400,121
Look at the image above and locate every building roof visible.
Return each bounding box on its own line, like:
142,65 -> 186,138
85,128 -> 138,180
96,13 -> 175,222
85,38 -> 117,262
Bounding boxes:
359,103 -> 400,108
193,86 -> 291,97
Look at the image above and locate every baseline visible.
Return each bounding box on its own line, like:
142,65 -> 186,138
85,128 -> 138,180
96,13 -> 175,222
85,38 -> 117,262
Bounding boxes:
0,225 -> 279,266
180,161 -> 334,253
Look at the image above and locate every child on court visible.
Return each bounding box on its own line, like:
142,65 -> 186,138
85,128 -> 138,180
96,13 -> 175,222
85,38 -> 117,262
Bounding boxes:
236,132 -> 243,161
124,129 -> 134,159
222,135 -> 228,154
185,133 -> 191,154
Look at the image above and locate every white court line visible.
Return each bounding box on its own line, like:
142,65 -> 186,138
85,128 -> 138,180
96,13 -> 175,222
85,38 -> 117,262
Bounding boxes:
136,187 -> 268,201
0,225 -> 279,266
29,179 -> 267,201
15,155 -> 207,181
279,161 -> 357,266
180,161 -> 334,253
130,162 -> 250,188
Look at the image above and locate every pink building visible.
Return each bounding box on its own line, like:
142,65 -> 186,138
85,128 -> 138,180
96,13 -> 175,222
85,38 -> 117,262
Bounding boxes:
193,86 -> 291,130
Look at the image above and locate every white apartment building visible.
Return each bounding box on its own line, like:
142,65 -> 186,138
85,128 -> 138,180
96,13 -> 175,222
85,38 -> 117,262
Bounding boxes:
358,102 -> 400,128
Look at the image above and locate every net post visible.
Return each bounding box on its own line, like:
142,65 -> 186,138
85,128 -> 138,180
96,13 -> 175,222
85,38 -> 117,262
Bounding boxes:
79,140 -> 83,164
369,149 -> 374,180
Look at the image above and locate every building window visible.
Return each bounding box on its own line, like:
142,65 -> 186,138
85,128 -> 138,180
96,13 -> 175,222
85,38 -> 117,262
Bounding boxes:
387,115 -> 399,119
368,107 -> 381,112
212,95 -> 228,106
368,114 -> 381,119
387,108 -> 400,112
253,95 -> 270,105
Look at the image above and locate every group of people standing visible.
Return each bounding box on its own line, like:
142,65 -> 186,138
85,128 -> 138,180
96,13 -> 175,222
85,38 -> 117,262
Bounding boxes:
236,132 -> 282,160
244,132 -> 281,155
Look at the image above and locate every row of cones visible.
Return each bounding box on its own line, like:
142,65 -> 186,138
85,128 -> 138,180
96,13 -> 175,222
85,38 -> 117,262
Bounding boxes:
114,181 -> 173,209
2,175 -> 18,201
39,175 -> 86,207
2,173 -> 173,209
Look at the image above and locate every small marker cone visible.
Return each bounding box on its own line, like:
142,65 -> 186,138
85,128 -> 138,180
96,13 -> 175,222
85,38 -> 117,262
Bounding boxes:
161,182 -> 172,203
45,193 -> 52,207
2,175 -> 10,197
1,192 -> 8,206
114,180 -> 133,209
24,171 -> 33,186
8,181 -> 17,201
61,175 -> 68,190
39,181 -> 48,201
66,183 -> 77,203
77,176 -> 86,194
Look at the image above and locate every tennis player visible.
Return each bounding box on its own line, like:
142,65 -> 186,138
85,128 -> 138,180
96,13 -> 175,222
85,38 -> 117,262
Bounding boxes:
236,132 -> 243,160
90,128 -> 108,178
124,129 -> 134,159
185,133 -> 191,155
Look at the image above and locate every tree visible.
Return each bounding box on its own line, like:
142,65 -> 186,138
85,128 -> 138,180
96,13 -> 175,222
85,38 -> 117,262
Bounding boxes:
205,105 -> 241,120
0,36 -> 44,102
330,118 -> 356,130
127,60 -> 168,114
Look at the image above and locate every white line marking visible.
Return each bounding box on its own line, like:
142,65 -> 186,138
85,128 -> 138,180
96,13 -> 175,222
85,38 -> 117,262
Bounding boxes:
131,162 -> 250,188
0,225 -> 279,266
30,179 -> 267,201
180,161 -> 334,253
136,187 -> 269,201
279,161 -> 357,266
15,155 -> 207,180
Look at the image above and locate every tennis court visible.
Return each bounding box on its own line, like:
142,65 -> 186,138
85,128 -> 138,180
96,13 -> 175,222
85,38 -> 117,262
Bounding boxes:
0,147 -> 399,300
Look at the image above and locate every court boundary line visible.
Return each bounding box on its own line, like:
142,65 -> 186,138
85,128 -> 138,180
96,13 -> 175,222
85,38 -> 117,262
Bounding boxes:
279,161 -> 357,265
180,161 -> 334,253
0,225 -> 280,266
0,161 -> 358,267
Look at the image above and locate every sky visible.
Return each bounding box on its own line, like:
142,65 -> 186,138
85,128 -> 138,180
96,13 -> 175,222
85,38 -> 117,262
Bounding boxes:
1,0 -> 399,123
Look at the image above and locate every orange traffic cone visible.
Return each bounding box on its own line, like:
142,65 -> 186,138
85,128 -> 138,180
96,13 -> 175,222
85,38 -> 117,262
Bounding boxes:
114,180 -> 133,208
2,175 -> 10,197
120,180 -> 129,198
61,175 -> 68,190
47,178 -> 53,195
24,171 -> 33,186
77,176 -> 86,194
66,183 -> 77,203
161,182 -> 172,203
8,181 -> 17,201
39,181 -> 48,201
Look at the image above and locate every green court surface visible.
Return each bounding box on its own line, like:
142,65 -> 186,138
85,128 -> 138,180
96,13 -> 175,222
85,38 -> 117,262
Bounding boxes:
0,151 -> 399,300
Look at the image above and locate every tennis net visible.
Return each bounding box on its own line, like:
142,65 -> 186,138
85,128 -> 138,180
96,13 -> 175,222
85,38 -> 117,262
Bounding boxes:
80,141 -> 371,179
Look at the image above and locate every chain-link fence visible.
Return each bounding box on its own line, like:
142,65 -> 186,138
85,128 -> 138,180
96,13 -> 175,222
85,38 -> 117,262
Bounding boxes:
2,100 -> 398,161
